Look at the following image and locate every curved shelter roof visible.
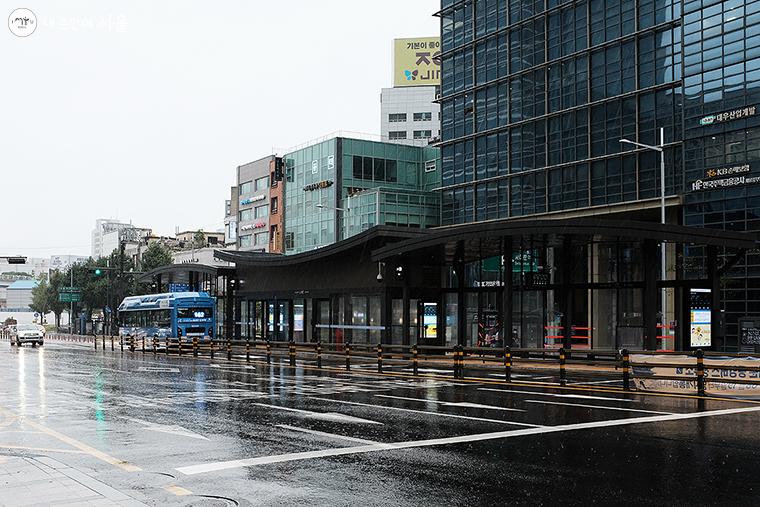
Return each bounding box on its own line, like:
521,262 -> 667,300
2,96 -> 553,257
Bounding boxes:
136,263 -> 222,284
370,218 -> 759,264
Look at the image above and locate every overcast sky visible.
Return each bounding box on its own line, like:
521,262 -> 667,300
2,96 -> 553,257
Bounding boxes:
0,0 -> 439,258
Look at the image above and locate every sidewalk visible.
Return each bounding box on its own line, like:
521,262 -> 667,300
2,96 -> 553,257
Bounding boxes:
0,454 -> 146,507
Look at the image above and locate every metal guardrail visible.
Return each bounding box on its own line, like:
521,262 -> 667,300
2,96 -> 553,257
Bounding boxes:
24,334 -> 760,397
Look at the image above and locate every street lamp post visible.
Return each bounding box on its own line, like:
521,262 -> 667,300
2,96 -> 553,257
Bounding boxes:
620,128 -> 667,348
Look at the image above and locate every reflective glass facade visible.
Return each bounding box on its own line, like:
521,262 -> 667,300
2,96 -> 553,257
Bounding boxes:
438,0 -> 760,349
284,138 -> 440,254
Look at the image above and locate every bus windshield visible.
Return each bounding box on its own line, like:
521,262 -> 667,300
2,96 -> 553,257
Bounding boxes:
177,307 -> 213,319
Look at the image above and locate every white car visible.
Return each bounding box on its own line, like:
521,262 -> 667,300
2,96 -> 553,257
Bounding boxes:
12,324 -> 44,347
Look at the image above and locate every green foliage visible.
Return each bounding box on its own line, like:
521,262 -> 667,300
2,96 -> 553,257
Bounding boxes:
141,242 -> 174,272
193,229 -> 206,248
29,280 -> 52,317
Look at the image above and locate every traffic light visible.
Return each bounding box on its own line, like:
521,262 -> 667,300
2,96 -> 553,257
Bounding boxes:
89,267 -> 105,277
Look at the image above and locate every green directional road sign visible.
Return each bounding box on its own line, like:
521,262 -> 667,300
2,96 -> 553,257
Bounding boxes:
58,292 -> 81,303
60,286 -> 80,293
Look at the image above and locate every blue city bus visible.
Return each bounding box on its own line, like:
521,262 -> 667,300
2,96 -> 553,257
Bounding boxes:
118,292 -> 216,342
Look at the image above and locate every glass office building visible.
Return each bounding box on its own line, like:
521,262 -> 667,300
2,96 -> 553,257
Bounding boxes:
436,0 -> 760,349
284,136 -> 440,254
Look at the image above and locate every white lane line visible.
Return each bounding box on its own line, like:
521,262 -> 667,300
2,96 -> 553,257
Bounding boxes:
488,373 -> 554,380
524,400 -> 672,415
479,387 -> 634,403
252,403 -> 382,425
570,379 -> 623,385
176,405 -> 760,474
309,397 -> 542,428
276,424 -> 379,445
374,394 -> 525,413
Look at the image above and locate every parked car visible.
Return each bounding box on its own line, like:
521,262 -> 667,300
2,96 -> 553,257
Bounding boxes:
11,324 -> 44,347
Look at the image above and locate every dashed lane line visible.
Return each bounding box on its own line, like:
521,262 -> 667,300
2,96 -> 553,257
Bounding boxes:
176,405 -> 760,474
276,424 -> 380,445
374,394 -> 525,412
478,387 -> 635,402
523,400 -> 673,415
308,397 -> 543,428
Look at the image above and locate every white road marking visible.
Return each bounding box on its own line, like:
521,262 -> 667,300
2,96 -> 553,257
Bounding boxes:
137,367 -> 180,373
309,397 -> 542,428
252,403 -> 382,425
488,373 -> 554,380
479,388 -> 634,402
374,394 -> 525,413
176,405 -> 760,475
276,424 -> 379,445
126,418 -> 209,440
570,379 -> 623,385
523,400 -> 672,415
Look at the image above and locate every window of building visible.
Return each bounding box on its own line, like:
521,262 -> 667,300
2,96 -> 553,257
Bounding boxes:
255,204 -> 269,219
254,232 -> 268,246
414,130 -> 433,140
239,234 -> 252,248
255,176 -> 269,191
352,155 -> 398,182
239,208 -> 252,222
389,113 -> 407,123
389,131 -> 407,140
425,160 -> 437,172
240,181 -> 252,196
285,231 -> 294,250
414,112 -> 433,121
270,224 -> 278,243
271,196 -> 278,214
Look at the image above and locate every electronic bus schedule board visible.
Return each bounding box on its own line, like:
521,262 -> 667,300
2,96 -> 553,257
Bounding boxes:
690,289 -> 712,348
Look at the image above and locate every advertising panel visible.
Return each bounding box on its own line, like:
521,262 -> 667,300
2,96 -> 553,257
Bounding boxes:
690,289 -> 712,348
394,37 -> 441,87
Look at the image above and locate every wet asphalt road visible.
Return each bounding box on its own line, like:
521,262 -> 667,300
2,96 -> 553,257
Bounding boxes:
2,341 -> 760,506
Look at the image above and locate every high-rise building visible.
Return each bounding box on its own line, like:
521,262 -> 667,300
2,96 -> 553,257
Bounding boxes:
435,0 -> 760,348
234,155 -> 285,253
381,37 -> 442,145
91,219 -> 134,259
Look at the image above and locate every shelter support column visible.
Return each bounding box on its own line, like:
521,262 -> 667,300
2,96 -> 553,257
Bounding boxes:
707,245 -> 722,350
502,237 -> 513,347
643,239 -> 658,351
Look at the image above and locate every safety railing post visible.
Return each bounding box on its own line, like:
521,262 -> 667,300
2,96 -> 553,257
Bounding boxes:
289,340 -> 296,366
141,336 -> 145,353
412,344 -> 419,376
152,337 -> 157,355
94,335 -> 97,350
622,349 -> 630,391
178,336 -> 183,356
559,347 -> 567,385
453,346 -> 459,379
696,349 -> 706,396
345,344 -> 351,371
210,338 -> 215,359
227,338 -> 232,361
377,343 -> 383,373
193,337 -> 198,357
165,337 -> 169,356
504,346 -> 512,382
246,338 -> 250,362
266,340 -> 271,364
111,335 -> 114,352
317,342 -> 322,369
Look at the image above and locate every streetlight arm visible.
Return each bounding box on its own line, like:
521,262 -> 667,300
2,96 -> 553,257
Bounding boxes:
619,139 -> 662,152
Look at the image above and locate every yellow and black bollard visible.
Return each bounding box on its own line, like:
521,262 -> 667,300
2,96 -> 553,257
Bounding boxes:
245,339 -> 250,362
696,349 -> 705,396
377,343 -> 383,373
288,340 -> 296,367
129,335 -> 135,352
559,347 -> 567,384
178,336 -> 183,356
453,346 -> 461,379
316,342 -> 322,369
622,349 -> 630,391
111,335 -> 114,351
152,337 -> 157,355
165,337 -> 169,356
227,339 -> 232,361
120,335 -> 124,352
193,336 -> 198,357
504,346 -> 512,382
412,344 -> 419,376
345,344 -> 351,371
210,338 -> 215,359
141,336 -> 145,353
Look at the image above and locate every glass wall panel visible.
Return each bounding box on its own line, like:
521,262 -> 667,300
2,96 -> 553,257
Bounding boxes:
293,299 -> 305,342
351,296 -> 368,344
445,293 -> 459,347
369,296 -> 382,344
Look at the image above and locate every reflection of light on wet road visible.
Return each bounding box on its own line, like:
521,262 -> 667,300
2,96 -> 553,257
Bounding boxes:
38,348 -> 46,417
94,372 -> 106,436
18,347 -> 25,415
195,370 -> 207,410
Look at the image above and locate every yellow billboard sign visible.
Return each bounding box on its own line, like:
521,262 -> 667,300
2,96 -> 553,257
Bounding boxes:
394,37 -> 441,87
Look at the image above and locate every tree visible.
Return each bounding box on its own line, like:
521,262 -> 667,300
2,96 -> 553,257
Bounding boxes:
193,229 -> 206,249
29,280 -> 52,322
141,242 -> 174,272
47,270 -> 67,329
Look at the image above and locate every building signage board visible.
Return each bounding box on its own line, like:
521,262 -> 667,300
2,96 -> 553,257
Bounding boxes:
240,221 -> 266,231
393,37 -> 441,87
240,194 -> 266,206
699,106 -> 756,126
690,164 -> 759,191
303,180 -> 334,192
